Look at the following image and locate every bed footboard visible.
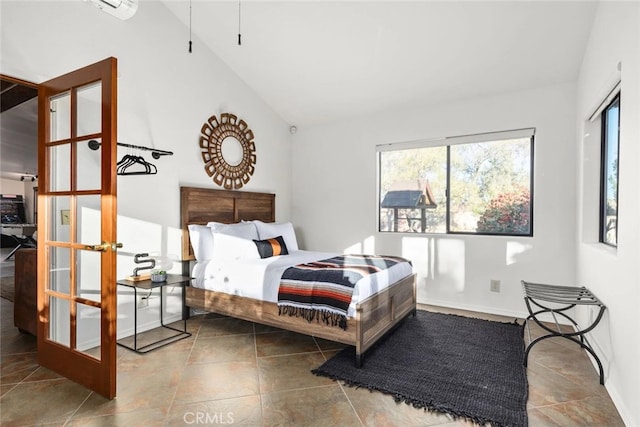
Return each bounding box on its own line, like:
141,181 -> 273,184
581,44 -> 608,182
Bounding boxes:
354,273 -> 417,366
185,273 -> 417,367
186,286 -> 356,345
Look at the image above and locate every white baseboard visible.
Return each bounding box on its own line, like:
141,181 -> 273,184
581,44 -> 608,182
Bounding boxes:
116,313 -> 183,340
581,333 -> 634,427
78,313 -> 183,351
420,298 -> 573,325
420,298 -> 528,321
602,379 -> 634,427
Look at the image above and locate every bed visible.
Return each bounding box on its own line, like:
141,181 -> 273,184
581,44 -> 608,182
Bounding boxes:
180,186 -> 417,366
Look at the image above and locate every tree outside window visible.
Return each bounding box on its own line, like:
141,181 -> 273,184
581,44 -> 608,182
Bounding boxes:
378,130 -> 534,236
600,94 -> 620,247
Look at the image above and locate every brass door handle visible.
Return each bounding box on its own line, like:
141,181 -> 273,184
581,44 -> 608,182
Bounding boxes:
85,242 -> 123,252
85,242 -> 110,252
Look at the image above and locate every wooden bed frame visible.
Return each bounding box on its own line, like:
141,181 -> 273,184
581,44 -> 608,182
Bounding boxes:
180,186 -> 417,366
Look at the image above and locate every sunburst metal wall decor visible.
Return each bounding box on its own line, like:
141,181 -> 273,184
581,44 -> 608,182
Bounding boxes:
199,113 -> 256,190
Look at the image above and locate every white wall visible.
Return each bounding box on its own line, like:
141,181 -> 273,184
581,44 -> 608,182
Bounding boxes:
1,1 -> 292,336
576,2 -> 640,425
292,83 -> 577,319
0,178 -> 24,196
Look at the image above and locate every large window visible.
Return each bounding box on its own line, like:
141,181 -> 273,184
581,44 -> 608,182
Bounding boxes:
600,94 -> 620,247
378,129 -> 534,236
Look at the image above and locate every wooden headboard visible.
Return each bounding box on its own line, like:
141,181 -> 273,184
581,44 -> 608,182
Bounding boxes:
180,186 -> 275,260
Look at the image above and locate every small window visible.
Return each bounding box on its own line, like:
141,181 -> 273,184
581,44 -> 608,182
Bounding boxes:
378,129 -> 534,236
600,94 -> 620,246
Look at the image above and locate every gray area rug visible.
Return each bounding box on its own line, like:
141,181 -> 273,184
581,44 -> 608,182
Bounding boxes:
313,310 -> 528,427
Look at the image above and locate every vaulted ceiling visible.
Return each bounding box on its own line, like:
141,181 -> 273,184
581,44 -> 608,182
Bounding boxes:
161,1 -> 597,127
1,1 -> 598,180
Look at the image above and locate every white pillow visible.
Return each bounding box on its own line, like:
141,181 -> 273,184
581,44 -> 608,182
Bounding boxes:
187,224 -> 215,261
207,221 -> 259,240
253,221 -> 299,251
211,232 -> 260,261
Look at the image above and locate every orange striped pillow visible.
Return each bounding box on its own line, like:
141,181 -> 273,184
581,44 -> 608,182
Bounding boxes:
253,235 -> 289,258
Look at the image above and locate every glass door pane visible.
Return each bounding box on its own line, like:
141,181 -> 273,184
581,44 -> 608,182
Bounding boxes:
77,195 -> 101,245
77,138 -> 102,191
77,250 -> 101,304
48,144 -> 71,192
47,195 -> 71,242
48,246 -> 71,294
49,296 -> 70,347
77,303 -> 101,360
49,92 -> 70,142
76,82 -> 101,136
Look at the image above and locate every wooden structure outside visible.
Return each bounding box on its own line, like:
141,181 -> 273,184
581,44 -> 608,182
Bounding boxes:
381,180 -> 438,232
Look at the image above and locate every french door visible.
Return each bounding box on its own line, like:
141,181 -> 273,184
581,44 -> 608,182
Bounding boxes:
37,57 -> 119,399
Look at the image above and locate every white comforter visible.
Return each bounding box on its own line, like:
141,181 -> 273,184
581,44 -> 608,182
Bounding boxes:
191,250 -> 413,318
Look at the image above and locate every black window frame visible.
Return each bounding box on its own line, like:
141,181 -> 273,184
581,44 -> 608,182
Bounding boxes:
377,130 -> 535,237
599,93 -> 620,247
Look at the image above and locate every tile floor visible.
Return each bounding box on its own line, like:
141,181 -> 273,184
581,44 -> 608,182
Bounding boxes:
0,250 -> 626,426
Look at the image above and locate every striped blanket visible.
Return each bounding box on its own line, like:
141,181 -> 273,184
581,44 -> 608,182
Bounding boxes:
278,254 -> 409,330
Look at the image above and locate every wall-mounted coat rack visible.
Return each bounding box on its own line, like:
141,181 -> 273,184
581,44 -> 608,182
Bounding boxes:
88,139 -> 173,158
88,139 -> 173,176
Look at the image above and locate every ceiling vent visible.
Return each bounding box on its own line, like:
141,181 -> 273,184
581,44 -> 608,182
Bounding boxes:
86,0 -> 138,20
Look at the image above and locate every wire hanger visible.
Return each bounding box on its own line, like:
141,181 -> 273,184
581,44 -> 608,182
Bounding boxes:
116,153 -> 157,176
88,139 -> 167,175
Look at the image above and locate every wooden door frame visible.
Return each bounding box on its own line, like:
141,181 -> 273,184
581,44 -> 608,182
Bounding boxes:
0,74 -> 38,90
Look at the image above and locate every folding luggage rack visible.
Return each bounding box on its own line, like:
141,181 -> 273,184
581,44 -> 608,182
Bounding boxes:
521,281 -> 607,384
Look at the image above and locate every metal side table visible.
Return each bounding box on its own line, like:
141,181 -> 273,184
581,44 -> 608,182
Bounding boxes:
521,280 -> 607,384
117,274 -> 192,353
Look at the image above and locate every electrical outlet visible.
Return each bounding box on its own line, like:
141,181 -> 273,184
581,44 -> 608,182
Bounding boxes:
490,279 -> 501,293
138,296 -> 149,308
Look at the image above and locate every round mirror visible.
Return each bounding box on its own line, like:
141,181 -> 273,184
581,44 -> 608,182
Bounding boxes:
221,137 -> 243,166
200,113 -> 256,190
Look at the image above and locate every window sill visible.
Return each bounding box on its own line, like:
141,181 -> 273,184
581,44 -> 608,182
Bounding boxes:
582,241 -> 617,257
